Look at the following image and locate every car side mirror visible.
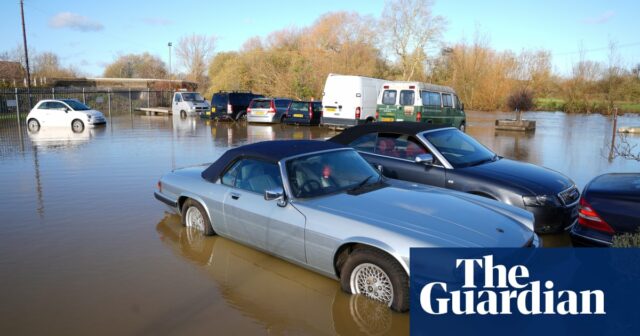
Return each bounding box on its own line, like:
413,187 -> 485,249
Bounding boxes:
264,187 -> 287,207
461,102 -> 465,111
64,107 -> 70,113
415,153 -> 434,165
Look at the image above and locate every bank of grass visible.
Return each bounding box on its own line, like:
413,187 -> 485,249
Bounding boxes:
534,98 -> 640,114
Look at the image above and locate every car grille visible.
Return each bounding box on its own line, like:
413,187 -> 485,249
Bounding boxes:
558,185 -> 580,206
195,107 -> 208,113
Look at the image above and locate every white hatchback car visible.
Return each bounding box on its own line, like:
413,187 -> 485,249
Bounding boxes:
26,99 -> 107,133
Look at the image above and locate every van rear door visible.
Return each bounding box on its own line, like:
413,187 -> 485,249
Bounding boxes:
421,91 -> 443,124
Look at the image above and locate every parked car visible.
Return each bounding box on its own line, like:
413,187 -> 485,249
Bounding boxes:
376,81 -> 466,131
154,140 -> 538,311
321,73 -> 386,127
570,173 -> 640,247
283,101 -> 322,126
172,91 -> 210,118
329,122 -> 579,233
26,99 -> 107,133
204,91 -> 264,121
246,98 -> 292,123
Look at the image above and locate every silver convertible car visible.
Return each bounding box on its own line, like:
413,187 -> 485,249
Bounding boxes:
154,140 -> 539,311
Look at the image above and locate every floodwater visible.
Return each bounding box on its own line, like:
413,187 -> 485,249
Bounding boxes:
0,110 -> 638,335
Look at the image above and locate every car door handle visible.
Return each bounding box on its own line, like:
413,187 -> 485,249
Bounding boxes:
230,192 -> 241,200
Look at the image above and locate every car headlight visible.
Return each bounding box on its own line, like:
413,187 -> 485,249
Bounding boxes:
523,195 -> 561,207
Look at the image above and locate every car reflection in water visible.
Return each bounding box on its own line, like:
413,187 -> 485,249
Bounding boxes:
27,125 -> 106,150
155,213 -> 409,335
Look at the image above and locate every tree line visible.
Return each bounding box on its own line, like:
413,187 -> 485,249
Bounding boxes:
2,0 -> 638,113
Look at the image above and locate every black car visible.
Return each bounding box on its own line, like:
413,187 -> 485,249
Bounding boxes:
204,91 -> 264,121
283,101 -> 322,126
570,173 -> 640,247
329,122 -> 580,233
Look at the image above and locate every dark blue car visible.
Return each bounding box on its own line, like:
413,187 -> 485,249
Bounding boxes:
570,173 -> 640,247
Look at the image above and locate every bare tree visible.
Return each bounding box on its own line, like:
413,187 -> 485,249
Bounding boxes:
33,52 -> 77,78
614,133 -> 640,161
175,34 -> 217,92
103,52 -> 167,78
381,0 -> 446,80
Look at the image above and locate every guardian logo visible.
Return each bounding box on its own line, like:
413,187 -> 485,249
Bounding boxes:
419,255 -> 606,315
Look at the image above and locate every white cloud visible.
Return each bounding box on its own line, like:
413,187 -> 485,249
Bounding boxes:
583,10 -> 615,25
142,17 -> 173,26
49,12 -> 104,32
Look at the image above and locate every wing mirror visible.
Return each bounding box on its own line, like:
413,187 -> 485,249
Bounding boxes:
264,187 -> 287,207
415,153 -> 434,165
64,107 -> 70,113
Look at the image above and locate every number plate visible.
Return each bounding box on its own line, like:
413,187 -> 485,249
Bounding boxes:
293,114 -> 304,118
206,111 -> 210,115
325,107 -> 336,112
381,117 -> 395,122
254,111 -> 266,116
211,107 -> 216,112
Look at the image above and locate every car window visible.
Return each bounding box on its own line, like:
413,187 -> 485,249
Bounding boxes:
182,93 -> 205,102
251,100 -> 271,109
275,100 -> 291,108
212,94 -> 228,106
48,102 -> 67,110
174,94 -> 182,102
222,159 -> 282,194
349,133 -> 377,153
442,94 -> 453,107
423,129 -> 495,168
381,90 -> 397,105
375,133 -> 429,160
286,150 -> 379,198
62,99 -> 90,111
38,102 -> 51,109
421,91 -> 442,107
454,95 -> 461,109
399,90 -> 415,106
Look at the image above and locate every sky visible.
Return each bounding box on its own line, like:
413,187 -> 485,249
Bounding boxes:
1,0 -> 638,77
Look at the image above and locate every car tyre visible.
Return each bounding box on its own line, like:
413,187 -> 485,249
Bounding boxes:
71,119 -> 85,133
27,119 -> 40,132
180,110 -> 187,119
181,199 -> 215,236
340,247 -> 409,312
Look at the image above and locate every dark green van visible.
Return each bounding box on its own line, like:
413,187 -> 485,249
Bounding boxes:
376,82 -> 466,131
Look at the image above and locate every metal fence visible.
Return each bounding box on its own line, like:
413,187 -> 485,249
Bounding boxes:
0,87 -> 175,119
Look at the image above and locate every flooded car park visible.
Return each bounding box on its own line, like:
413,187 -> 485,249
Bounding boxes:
0,110 -> 638,334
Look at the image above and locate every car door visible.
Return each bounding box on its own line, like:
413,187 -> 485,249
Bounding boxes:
441,93 -> 454,126
47,101 -> 70,127
172,93 -> 182,114
220,158 -> 306,262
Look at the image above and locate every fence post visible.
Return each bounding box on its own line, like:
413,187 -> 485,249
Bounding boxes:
129,88 -> 132,114
52,87 -> 55,99
108,89 -> 111,118
82,88 -> 86,104
147,88 -> 150,108
15,88 -> 20,121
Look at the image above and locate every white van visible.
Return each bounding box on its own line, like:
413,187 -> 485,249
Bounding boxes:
172,90 -> 210,118
321,74 -> 386,127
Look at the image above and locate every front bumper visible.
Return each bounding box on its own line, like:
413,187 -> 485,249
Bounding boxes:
88,118 -> 107,126
526,203 -> 578,233
154,191 -> 177,208
569,223 -> 612,247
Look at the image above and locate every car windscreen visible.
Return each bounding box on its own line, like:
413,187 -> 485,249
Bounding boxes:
423,129 -> 496,168
62,99 -> 90,111
211,93 -> 228,106
286,150 -> 380,198
182,93 -> 205,102
251,100 -> 271,109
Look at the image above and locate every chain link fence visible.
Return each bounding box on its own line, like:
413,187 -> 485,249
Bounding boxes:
0,87 -> 174,124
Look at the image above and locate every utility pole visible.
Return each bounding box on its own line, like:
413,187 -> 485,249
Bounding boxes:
167,42 -> 172,86
20,0 -> 32,108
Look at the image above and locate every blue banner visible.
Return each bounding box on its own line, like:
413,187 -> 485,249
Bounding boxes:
410,248 -> 640,336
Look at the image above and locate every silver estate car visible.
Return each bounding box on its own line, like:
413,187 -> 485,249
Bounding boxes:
154,140 -> 539,311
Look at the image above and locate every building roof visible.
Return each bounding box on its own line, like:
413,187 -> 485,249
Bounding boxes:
0,61 -> 25,80
201,140 -> 346,182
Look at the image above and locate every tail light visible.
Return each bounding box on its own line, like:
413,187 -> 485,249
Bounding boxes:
309,104 -> 313,119
227,104 -> 233,114
355,107 -> 361,120
268,100 -> 276,114
416,111 -> 422,121
375,110 -> 379,120
247,107 -> 252,113
577,198 -> 614,234
157,181 -> 162,192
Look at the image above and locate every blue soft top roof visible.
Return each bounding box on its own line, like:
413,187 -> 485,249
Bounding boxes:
201,140 -> 345,182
